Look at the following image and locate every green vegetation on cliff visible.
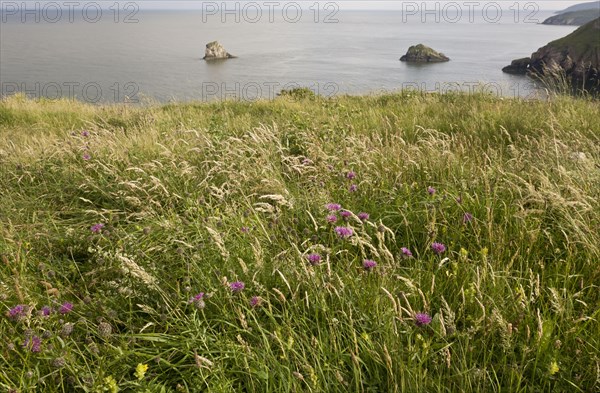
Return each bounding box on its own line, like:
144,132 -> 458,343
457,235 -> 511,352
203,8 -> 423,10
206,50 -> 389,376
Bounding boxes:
544,17 -> 600,56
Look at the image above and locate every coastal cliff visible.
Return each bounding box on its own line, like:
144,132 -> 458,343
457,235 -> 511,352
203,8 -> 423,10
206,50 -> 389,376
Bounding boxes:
541,1 -> 599,25
503,17 -> 600,90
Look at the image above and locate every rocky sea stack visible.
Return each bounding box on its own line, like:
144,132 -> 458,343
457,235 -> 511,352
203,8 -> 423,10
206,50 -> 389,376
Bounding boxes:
203,41 -> 236,60
502,17 -> 600,91
400,44 -> 449,63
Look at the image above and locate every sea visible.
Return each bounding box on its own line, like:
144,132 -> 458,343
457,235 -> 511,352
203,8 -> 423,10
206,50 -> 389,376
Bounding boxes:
0,4 -> 578,103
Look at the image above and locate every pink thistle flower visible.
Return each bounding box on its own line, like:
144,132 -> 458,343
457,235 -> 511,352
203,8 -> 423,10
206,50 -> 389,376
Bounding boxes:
431,242 -> 446,255
189,293 -> 206,309
90,223 -> 104,233
24,335 -> 42,353
335,226 -> 353,239
357,212 -> 369,221
414,312 -> 432,327
230,281 -> 245,293
363,259 -> 377,271
250,296 -> 262,308
326,203 -> 342,211
401,247 -> 413,258
58,302 -> 73,315
306,253 -> 322,266
8,305 -> 27,321
463,212 -> 474,224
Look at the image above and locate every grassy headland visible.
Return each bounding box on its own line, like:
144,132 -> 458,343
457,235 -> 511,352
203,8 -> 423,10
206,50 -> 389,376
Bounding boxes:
1,92 -> 599,392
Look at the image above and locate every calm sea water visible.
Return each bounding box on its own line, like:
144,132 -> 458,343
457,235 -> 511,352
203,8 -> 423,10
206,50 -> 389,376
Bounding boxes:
0,8 -> 577,103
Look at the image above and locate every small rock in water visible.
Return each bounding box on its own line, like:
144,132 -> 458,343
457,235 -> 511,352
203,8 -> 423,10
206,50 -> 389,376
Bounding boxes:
203,41 -> 236,60
400,44 -> 449,63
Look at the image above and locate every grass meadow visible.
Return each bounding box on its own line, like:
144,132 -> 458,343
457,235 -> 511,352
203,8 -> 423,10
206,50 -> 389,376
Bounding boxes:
0,91 -> 599,392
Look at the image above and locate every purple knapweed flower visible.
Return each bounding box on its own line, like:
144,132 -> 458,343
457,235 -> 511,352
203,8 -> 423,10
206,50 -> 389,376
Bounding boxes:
326,214 -> 338,223
82,153 -> 91,161
463,212 -> 474,224
414,312 -> 432,327
24,335 -> 42,353
58,302 -> 73,315
427,186 -> 436,195
335,226 -> 353,239
230,281 -> 245,293
357,212 -> 369,221
250,296 -> 262,308
190,293 -> 204,301
40,306 -> 52,317
306,253 -> 322,266
189,292 -> 205,309
90,223 -> 104,233
81,130 -> 90,137
349,184 -> 358,192
346,171 -> 356,180
8,305 -> 26,320
401,247 -> 413,258
326,203 -> 342,211
340,210 -> 352,220
431,242 -> 446,255
363,259 -> 377,271
240,226 -> 249,233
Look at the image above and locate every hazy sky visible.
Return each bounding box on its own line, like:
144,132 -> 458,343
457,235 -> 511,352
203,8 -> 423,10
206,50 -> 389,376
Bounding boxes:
134,1 -> 581,11
4,1 -> 586,11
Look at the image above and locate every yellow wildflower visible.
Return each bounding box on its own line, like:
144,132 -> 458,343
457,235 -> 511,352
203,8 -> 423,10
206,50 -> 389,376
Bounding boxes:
548,360 -> 559,375
103,376 -> 119,393
135,363 -> 149,380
